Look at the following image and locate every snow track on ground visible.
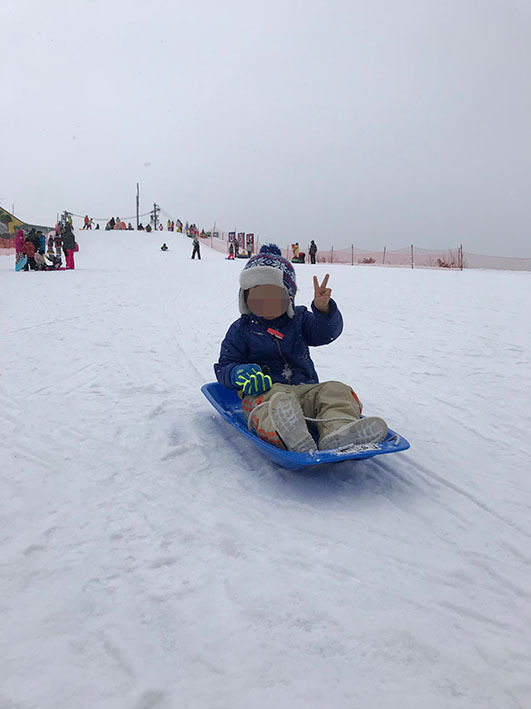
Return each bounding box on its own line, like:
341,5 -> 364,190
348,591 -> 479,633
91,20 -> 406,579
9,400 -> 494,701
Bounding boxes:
1,232 -> 530,708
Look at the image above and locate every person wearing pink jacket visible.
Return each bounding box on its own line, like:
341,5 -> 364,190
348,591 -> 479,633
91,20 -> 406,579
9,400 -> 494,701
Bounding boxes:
15,229 -> 26,269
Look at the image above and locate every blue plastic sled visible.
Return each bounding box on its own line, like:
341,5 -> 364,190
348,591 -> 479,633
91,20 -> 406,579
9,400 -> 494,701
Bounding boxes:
15,255 -> 28,271
202,382 -> 410,470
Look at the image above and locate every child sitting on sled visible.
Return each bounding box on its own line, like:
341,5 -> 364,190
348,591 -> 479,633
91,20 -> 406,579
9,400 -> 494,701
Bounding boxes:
214,244 -> 388,452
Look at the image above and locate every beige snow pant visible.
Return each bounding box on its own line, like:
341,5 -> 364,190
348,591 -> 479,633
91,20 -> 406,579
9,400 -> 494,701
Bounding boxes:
242,381 -> 363,450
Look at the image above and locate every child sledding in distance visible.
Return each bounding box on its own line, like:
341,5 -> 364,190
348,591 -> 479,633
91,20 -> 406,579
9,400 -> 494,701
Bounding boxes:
214,244 -> 388,453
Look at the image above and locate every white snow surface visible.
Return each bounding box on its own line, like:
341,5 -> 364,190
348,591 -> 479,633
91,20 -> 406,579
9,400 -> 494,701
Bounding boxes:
1,231 -> 530,709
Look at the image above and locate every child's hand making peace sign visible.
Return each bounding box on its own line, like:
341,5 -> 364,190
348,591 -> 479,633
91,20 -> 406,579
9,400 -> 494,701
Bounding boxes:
313,274 -> 332,313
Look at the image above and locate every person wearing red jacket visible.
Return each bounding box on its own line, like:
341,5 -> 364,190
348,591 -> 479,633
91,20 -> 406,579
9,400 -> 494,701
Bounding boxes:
15,229 -> 26,269
22,238 -> 37,270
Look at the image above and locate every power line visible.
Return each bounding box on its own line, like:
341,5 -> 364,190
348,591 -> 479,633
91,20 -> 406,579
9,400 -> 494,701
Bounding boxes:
68,211 -> 151,221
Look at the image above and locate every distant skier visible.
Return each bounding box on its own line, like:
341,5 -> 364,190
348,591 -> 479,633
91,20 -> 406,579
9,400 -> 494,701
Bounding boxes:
191,235 -> 201,260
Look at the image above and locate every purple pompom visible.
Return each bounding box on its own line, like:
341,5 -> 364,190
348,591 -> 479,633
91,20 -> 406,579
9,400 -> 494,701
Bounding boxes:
259,243 -> 282,256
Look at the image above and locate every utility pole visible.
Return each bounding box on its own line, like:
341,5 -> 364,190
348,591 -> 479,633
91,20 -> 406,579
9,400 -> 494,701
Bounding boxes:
151,203 -> 160,231
136,183 -> 140,229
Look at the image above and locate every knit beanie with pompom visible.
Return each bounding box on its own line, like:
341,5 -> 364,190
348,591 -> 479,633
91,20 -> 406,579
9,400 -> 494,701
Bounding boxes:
239,243 -> 297,318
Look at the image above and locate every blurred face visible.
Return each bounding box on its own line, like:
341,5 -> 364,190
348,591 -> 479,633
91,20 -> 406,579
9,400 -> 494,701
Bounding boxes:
247,284 -> 289,319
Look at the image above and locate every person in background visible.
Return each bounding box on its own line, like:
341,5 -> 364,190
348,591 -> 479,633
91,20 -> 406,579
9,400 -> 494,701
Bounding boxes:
15,229 -> 26,269
83,215 -> 90,229
95,223 -> 100,230
228,243 -> 235,260
138,223 -> 144,230
23,236 -> 37,270
191,235 -> 201,260
161,243 -> 169,251
27,228 -> 38,252
62,224 -> 77,269
309,240 -> 317,265
45,252 -> 62,269
145,224 -> 152,232
127,223 -> 133,230
47,235 -> 55,256
54,232 -> 63,259
34,249 -> 49,270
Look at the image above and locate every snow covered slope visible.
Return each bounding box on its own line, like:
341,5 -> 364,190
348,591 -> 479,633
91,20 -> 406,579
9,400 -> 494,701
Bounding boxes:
1,230 -> 530,708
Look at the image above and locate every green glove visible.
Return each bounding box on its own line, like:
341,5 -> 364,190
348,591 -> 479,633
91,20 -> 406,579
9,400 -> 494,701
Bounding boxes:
231,364 -> 272,395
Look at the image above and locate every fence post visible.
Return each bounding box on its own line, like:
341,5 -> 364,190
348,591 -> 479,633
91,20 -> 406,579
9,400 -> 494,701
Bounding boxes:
330,246 -> 334,263
351,244 -> 354,266
382,246 -> 386,265
411,244 -> 414,269
460,244 -> 463,270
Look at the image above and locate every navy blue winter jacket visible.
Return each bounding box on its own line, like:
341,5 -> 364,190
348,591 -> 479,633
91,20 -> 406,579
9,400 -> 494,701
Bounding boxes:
215,299 -> 343,389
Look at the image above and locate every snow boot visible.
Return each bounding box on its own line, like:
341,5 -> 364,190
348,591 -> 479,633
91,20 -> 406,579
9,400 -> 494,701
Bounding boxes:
268,392 -> 317,453
319,417 -> 388,450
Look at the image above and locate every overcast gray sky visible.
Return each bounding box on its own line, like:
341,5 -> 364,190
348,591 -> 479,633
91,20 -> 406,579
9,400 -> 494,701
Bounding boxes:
2,0 -> 530,255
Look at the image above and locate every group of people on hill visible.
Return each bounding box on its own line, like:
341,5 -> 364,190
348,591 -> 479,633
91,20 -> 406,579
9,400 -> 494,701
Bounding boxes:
227,240 -> 253,260
15,222 -> 77,271
105,217 -> 134,231
167,219 -> 183,232
290,240 -> 318,264
79,213 -> 211,236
